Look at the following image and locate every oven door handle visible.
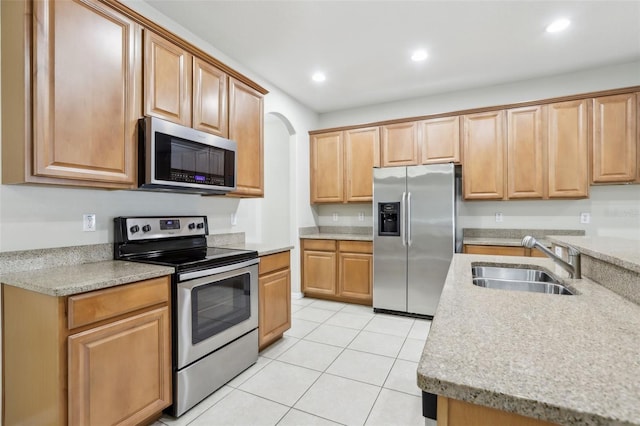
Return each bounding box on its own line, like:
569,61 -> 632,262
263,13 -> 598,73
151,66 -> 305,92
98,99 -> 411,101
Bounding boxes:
178,258 -> 260,281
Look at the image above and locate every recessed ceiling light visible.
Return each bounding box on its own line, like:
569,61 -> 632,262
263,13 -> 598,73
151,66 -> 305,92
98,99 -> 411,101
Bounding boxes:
411,49 -> 428,62
312,72 -> 326,82
546,18 -> 571,33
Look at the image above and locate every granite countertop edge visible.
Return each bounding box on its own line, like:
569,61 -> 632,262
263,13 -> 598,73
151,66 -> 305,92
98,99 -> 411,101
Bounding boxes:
547,235 -> 640,274
463,237 -> 553,248
417,254 -> 640,426
0,261 -> 174,297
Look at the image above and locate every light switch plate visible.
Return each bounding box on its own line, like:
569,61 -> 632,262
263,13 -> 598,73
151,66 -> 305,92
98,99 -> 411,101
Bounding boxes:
358,212 -> 365,221
495,213 -> 503,223
580,212 -> 591,224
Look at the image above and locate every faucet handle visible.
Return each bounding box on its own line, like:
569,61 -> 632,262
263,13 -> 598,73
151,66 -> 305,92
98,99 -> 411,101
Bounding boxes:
567,245 -> 580,256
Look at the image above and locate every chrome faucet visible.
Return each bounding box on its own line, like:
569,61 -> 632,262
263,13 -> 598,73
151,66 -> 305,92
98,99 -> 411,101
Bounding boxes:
521,236 -> 581,279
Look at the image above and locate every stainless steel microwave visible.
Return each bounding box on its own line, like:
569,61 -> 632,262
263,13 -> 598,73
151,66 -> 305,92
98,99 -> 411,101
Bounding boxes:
138,116 -> 237,194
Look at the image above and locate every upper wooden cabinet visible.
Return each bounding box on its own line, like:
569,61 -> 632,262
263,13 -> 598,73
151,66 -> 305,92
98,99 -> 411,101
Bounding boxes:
144,30 -> 192,127
144,31 -> 229,138
419,116 -> 461,164
381,122 -> 420,166
462,111 -> 506,200
2,0 -> 141,189
193,58 -> 229,136
591,93 -> 637,183
310,127 -> 380,203
547,99 -> 589,198
229,77 -> 265,197
507,106 -> 546,199
344,127 -> 380,202
310,131 -> 344,203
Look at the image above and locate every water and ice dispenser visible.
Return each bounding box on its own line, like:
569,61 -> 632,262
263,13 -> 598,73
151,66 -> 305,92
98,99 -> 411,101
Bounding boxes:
378,202 -> 401,236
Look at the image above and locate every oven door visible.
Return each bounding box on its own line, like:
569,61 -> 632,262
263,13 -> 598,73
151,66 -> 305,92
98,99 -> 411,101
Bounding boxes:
176,259 -> 258,369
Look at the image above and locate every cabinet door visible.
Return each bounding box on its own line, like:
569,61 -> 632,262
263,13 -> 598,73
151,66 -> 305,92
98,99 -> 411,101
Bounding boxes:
462,111 -> 506,200
345,127 -> 380,202
507,106 -> 545,199
547,100 -> 589,198
310,131 -> 344,203
259,269 -> 291,349
381,122 -> 419,166
144,30 -> 192,126
338,252 -> 373,303
302,250 -> 337,296
68,307 -> 171,426
420,116 -> 461,164
592,93 -> 637,183
229,77 -> 264,196
193,57 -> 228,137
32,0 -> 140,186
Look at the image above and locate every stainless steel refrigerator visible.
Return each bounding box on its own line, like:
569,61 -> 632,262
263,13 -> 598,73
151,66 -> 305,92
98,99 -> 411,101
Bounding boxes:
373,163 -> 461,318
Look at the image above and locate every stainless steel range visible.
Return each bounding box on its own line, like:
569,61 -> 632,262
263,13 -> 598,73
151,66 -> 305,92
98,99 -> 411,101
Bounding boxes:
114,216 -> 259,417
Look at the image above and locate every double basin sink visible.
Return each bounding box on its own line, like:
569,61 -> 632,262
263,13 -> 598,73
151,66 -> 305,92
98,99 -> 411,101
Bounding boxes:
472,265 -> 574,295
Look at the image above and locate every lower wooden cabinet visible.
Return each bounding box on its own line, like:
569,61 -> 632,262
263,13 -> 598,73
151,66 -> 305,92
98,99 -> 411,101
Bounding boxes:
2,276 -> 172,426
463,244 -> 547,258
258,251 -> 291,350
437,396 -> 556,426
301,239 -> 373,305
68,307 -> 171,426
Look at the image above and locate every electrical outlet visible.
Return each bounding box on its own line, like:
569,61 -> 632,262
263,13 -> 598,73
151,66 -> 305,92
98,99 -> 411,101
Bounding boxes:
580,212 -> 591,224
358,212 -> 365,221
554,246 -> 563,257
495,212 -> 503,223
230,213 -> 238,226
332,212 -> 339,222
83,214 -> 96,232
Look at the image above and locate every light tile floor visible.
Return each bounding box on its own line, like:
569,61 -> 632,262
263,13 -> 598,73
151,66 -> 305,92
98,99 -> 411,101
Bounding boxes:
155,298 -> 434,426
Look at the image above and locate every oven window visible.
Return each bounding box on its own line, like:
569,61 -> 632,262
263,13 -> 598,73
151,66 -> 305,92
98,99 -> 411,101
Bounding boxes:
191,272 -> 251,344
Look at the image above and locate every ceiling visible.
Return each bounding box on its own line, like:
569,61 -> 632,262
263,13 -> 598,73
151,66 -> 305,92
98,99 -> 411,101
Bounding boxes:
141,0 -> 640,113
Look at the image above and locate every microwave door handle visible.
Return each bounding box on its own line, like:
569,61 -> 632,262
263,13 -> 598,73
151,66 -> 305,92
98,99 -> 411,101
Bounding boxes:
401,192 -> 407,247
407,191 -> 412,247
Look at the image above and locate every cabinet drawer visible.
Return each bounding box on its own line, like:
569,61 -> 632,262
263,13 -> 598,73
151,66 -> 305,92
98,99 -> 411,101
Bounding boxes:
67,276 -> 170,330
260,251 -> 290,275
338,240 -> 373,254
463,245 -> 527,256
302,239 -> 337,251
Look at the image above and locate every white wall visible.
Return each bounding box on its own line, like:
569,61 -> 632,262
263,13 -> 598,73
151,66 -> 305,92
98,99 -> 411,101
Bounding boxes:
314,60 -> 640,239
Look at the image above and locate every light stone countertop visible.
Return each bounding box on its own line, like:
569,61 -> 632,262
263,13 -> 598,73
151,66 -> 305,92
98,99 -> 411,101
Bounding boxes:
0,261 -> 174,297
417,254 -> 640,426
548,235 -> 640,274
216,242 -> 294,257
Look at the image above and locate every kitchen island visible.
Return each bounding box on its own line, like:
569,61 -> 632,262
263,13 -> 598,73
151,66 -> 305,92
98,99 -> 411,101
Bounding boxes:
417,253 -> 640,426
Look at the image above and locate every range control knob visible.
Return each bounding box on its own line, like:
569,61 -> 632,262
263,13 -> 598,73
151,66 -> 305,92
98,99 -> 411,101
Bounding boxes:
142,224 -> 151,233
196,223 -> 205,229
129,225 -> 140,233
188,223 -> 196,230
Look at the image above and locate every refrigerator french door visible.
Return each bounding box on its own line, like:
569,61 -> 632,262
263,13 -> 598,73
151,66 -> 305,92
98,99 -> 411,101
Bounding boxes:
373,163 -> 460,318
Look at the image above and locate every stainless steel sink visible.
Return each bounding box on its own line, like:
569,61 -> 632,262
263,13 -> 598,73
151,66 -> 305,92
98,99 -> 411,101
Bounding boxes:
471,265 -> 574,295
472,278 -> 574,295
471,266 -> 559,283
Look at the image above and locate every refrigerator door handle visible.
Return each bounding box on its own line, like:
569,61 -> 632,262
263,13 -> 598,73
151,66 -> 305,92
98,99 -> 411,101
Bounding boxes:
401,191 -> 407,246
407,191 -> 412,246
